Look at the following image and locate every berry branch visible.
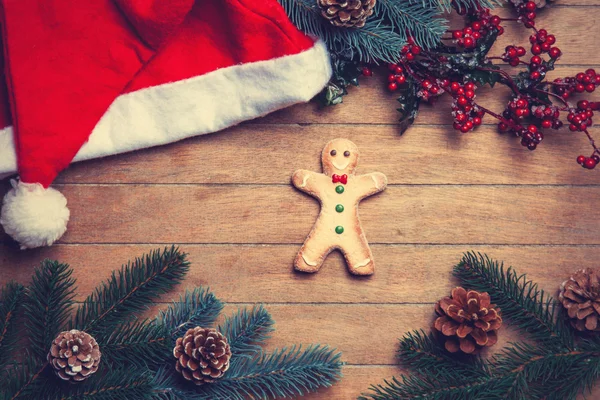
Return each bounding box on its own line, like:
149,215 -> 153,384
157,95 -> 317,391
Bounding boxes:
360,0 -> 600,170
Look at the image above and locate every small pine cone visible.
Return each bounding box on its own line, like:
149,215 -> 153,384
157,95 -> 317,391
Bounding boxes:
47,330 -> 101,382
433,287 -> 503,354
173,327 -> 232,385
317,0 -> 376,28
559,269 -> 600,332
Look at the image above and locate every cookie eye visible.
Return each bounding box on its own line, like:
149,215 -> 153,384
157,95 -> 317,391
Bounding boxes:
330,150 -> 337,156
344,151 -> 350,157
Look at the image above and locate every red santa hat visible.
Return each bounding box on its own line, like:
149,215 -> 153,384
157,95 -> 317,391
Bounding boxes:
0,0 -> 331,249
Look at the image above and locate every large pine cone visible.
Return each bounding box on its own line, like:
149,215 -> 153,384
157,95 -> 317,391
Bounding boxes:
433,287 -> 502,354
559,269 -> 600,332
47,330 -> 101,382
173,327 -> 232,385
317,0 -> 376,28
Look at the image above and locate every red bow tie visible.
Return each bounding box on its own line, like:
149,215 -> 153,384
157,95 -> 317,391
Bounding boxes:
332,174 -> 347,184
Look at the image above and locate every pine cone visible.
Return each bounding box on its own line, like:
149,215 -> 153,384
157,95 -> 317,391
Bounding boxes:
559,269 -> 600,332
433,287 -> 502,354
47,330 -> 101,382
173,327 -> 232,385
317,0 -> 376,28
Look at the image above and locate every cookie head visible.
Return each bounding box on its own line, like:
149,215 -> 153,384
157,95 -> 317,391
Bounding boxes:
321,139 -> 359,175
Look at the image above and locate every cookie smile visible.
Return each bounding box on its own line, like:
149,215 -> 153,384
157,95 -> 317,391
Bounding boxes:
332,160 -> 350,170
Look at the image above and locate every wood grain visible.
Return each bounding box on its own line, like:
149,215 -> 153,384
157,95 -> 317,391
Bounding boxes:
20,185 -> 598,245
0,1 -> 598,398
56,123 -> 600,185
1,244 -> 597,304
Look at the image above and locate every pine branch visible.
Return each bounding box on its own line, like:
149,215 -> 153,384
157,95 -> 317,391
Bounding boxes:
413,0 -> 500,13
1,355 -> 47,400
96,320 -> 171,369
376,0 -> 447,49
0,282 -> 25,372
52,369 -> 157,400
219,305 -> 274,358
398,330 -> 490,381
73,247 -> 189,335
24,261 -> 76,362
280,0 -> 408,63
453,252 -> 573,349
192,345 -> 343,400
159,287 -> 223,338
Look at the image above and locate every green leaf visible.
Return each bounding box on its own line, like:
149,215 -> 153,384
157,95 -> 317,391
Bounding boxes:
397,76 -> 421,134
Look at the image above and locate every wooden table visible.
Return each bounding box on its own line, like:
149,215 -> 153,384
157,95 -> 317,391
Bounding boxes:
1,1 -> 599,398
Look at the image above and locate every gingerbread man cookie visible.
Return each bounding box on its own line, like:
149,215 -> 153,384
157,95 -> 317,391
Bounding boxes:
291,139 -> 387,275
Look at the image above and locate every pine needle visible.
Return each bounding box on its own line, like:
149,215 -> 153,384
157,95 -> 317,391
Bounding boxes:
24,261 -> 76,362
159,287 -> 223,338
0,282 -> 25,372
219,305 -> 274,358
73,247 -> 189,335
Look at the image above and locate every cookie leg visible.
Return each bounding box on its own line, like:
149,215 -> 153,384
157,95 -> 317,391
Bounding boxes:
294,232 -> 333,273
341,232 -> 375,276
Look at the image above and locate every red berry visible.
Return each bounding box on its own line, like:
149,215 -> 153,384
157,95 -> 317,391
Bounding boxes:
472,32 -> 481,40
464,27 -> 473,35
577,73 -> 586,82
584,158 -> 597,169
396,75 -> 406,84
526,12 -> 536,21
388,82 -> 398,91
546,35 -> 556,45
430,86 -> 440,94
531,44 -> 541,55
525,1 -> 537,11
457,96 -> 468,106
586,69 -> 597,76
540,42 -> 550,52
465,120 -> 474,129
576,84 -> 585,93
549,47 -> 561,59
412,46 -> 422,55
530,71 -> 541,80
401,46 -> 409,54
362,67 -> 373,77
509,58 -> 520,67
453,30 -> 463,39
593,155 -> 600,163
450,82 -> 460,92
515,109 -> 526,118
586,84 -> 596,93
516,99 -> 527,109
507,47 -> 517,58
498,122 -> 509,132
471,21 -> 482,31
527,142 -> 537,151
456,113 -> 467,122
465,90 -> 475,99
473,117 -> 482,126
394,66 -> 403,74
570,124 -> 578,131
460,124 -> 470,133
516,47 -> 527,57
491,16 -> 501,26
406,53 -> 415,61
388,74 -> 396,83
578,100 -> 590,110
577,155 -> 586,165
465,82 -> 475,91
464,37 -> 474,48
527,124 -> 538,133
524,19 -> 535,28
497,26 -> 505,35
541,119 -> 552,129
422,80 -> 432,89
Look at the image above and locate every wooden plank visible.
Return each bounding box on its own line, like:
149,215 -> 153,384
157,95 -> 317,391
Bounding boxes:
8,185 -> 594,245
302,366 -> 399,400
54,123 -> 600,185
259,66 -> 595,126
1,244 -> 596,304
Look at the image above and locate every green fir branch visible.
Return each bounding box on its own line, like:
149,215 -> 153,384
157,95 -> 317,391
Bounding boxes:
1,355 -> 48,400
454,252 -> 573,349
192,345 -> 343,400
219,305 -> 274,358
96,320 -> 171,369
24,261 -> 76,362
280,0 -> 408,63
0,282 -> 25,372
376,0 -> 447,49
51,369 -> 156,400
159,287 -> 223,338
73,247 -> 189,335
414,0 -> 500,13
398,330 -> 490,380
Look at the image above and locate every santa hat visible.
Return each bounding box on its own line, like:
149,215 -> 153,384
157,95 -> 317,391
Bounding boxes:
0,0 -> 331,249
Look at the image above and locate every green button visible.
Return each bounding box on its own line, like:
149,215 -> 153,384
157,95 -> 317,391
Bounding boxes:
335,226 -> 344,234
335,185 -> 344,194
335,204 -> 344,213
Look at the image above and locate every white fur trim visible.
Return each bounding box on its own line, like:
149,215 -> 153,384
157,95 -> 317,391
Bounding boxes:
0,180 -> 69,249
0,40 -> 331,176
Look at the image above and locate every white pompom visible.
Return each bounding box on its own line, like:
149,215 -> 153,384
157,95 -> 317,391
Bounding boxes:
0,179 -> 70,249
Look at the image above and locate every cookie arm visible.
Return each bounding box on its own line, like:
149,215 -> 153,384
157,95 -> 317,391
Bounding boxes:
356,172 -> 388,199
292,169 -> 321,194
